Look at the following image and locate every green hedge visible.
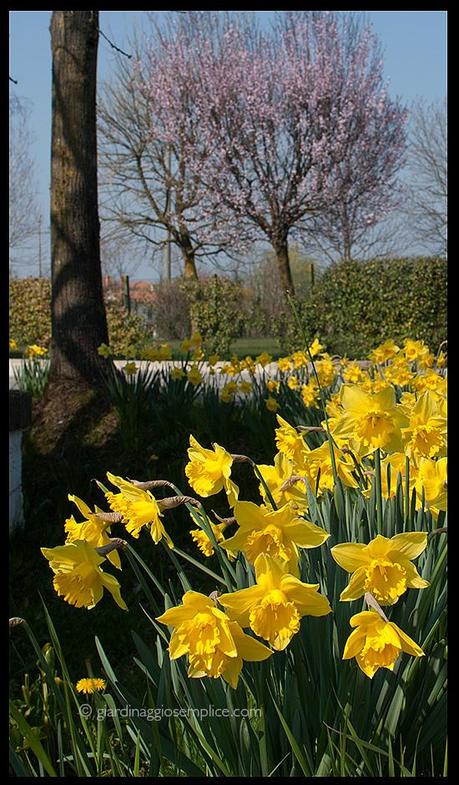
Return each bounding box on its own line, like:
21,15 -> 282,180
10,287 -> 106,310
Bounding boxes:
9,277 -> 151,357
275,257 -> 447,357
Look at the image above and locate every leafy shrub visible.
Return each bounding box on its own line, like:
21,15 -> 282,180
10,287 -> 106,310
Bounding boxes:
9,277 -> 152,357
276,257 -> 447,357
9,278 -> 51,349
185,275 -> 247,354
105,304 -> 152,358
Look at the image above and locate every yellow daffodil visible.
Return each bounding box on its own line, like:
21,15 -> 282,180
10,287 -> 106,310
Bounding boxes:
222,501 -> 329,573
123,361 -> 138,376
302,442 -> 359,494
9,338 -> 18,351
342,362 -> 367,385
402,339 -> 430,363
384,360 -> 415,387
291,350 -> 308,368
76,678 -> 106,694
219,554 -> 331,651
278,357 -> 292,373
221,381 -> 238,402
65,494 -> 121,569
156,591 -> 272,688
97,343 -> 111,358
399,391 -> 417,407
308,337 -> 324,357
401,391 -> 447,458
239,380 -> 252,394
265,397 -> 279,412
275,416 -> 309,466
26,344 -> 48,358
190,521 -> 231,558
187,365 -> 204,387
241,356 -> 256,374
412,370 -> 447,395
414,456 -> 447,517
360,378 -> 393,395
301,381 -> 320,408
435,350 -> 447,368
185,435 -> 238,507
315,354 -> 336,387
256,352 -> 272,367
41,540 -> 127,610
267,379 -> 280,393
287,375 -> 300,390
368,339 -> 400,364
171,366 -> 185,380
208,353 -> 220,366
332,385 -> 408,453
257,452 -> 309,511
331,532 -> 429,606
105,472 -> 173,547
343,610 -> 424,678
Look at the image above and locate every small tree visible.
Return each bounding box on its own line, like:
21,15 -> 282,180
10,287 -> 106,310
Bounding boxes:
402,99 -> 447,257
98,16 -> 243,281
144,12 -> 406,298
49,11 -> 110,384
9,94 -> 40,272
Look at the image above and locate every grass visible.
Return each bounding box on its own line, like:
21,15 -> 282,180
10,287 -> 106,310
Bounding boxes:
169,337 -> 281,360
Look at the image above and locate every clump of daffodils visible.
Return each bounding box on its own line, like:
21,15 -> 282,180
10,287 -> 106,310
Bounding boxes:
42,336 -> 445,686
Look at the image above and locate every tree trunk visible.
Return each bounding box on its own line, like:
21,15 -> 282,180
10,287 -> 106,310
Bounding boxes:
273,238 -> 295,298
49,11 -> 110,384
181,247 -> 198,279
178,230 -> 199,279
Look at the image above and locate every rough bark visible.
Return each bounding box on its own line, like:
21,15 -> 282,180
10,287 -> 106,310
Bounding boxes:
179,232 -> 199,279
49,11 -> 110,384
274,239 -> 295,298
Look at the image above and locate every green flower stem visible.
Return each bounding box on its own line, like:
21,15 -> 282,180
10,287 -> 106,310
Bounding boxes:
374,449 -> 383,534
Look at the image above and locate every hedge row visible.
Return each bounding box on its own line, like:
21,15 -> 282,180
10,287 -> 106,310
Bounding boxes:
9,257 -> 447,359
9,278 -> 150,357
276,256 -> 447,358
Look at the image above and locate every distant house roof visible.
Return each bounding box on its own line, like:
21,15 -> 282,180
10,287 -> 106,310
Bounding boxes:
103,276 -> 157,304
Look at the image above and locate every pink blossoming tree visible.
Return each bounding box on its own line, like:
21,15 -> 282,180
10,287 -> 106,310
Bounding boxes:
139,11 -> 407,296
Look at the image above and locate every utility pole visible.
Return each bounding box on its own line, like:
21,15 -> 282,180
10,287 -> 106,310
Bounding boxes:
163,144 -> 172,281
38,215 -> 42,277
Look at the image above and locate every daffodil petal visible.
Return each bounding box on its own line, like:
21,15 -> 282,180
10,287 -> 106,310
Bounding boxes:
388,532 -> 428,560
342,627 -> 366,659
218,585 -> 264,627
340,567 -> 367,601
391,622 -> 424,657
331,543 -> 368,573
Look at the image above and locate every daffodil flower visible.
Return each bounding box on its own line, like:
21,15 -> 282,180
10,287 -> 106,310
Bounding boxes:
190,521 -> 232,558
332,385 -> 408,453
257,452 -> 309,511
219,554 -> 331,651
222,501 -> 329,574
156,591 -> 271,688
343,610 -> 424,678
185,435 -> 238,507
105,472 -> 173,547
65,494 -> 121,569
41,540 -> 127,610
331,532 -> 429,606
275,416 -> 309,465
401,391 -> 447,458
414,456 -> 447,518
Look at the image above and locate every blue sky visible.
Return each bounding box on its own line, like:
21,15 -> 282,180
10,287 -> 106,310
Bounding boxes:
9,10 -> 447,278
